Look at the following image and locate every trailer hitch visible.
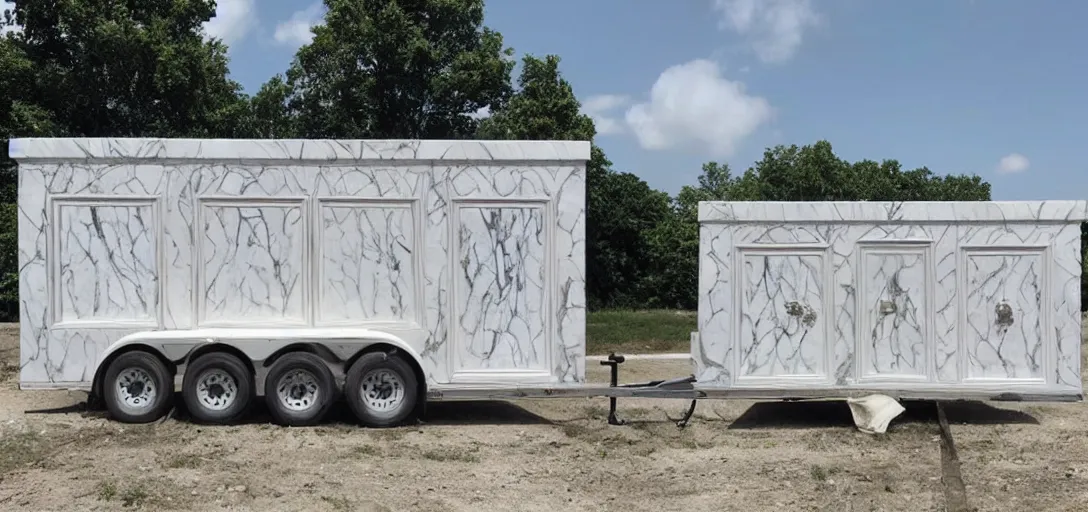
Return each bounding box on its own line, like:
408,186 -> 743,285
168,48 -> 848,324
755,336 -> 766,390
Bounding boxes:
599,354 -> 699,428
599,353 -> 626,425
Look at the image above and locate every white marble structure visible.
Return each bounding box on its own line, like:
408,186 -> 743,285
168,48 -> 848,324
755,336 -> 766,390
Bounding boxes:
12,138 -> 589,389
694,201 -> 1088,399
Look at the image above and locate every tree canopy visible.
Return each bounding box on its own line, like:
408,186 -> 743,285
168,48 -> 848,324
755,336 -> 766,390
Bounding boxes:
271,0 -> 515,140
1,0 -> 1038,321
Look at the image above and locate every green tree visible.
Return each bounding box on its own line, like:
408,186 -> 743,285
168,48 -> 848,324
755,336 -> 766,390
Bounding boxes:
0,202 -> 16,315
279,0 -> 515,140
0,35 -> 51,319
0,0 -> 251,321
246,75 -> 299,139
1,36 -> 56,202
642,162 -> 738,309
476,54 -> 593,140
6,0 -> 249,139
728,140 -> 993,202
731,141 -> 853,201
590,158 -> 671,309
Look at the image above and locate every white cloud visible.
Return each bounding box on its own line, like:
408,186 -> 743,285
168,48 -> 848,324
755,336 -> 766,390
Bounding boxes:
712,0 -> 819,64
996,153 -> 1030,174
581,94 -> 630,136
467,105 -> 491,120
203,0 -> 257,45
274,3 -> 325,47
2,1 -> 20,36
624,59 -> 773,157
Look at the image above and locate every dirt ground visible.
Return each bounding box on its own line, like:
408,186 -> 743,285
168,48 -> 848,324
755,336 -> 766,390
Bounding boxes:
1,325 -> 1087,511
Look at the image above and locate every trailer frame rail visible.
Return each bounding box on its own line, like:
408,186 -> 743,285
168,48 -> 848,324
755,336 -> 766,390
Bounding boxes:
425,353 -> 1082,428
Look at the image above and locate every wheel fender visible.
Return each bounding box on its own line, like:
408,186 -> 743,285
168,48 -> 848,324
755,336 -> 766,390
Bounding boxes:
96,332 -> 213,368
322,331 -> 427,373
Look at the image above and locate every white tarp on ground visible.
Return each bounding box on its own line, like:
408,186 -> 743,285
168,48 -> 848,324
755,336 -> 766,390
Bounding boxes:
846,394 -> 906,434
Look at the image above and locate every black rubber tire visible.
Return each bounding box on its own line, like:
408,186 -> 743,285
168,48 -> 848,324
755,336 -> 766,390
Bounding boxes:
263,352 -> 337,427
101,351 -> 174,424
344,351 -> 419,428
181,352 -> 253,425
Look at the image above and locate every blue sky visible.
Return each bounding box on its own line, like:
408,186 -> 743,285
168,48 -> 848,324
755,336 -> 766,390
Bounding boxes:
17,0 -> 1088,199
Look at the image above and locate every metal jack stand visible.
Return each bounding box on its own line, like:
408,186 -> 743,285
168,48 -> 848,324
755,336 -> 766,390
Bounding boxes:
672,400 -> 697,429
600,353 -> 626,425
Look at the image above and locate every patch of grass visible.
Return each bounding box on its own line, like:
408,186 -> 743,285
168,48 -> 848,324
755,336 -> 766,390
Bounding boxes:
313,424 -> 356,436
2,424 -> 167,476
673,434 -> 714,450
555,419 -> 657,455
369,429 -> 405,442
0,361 -> 17,382
321,495 -> 353,511
809,464 -> 843,483
802,429 -> 863,452
162,452 -> 205,469
71,424 -> 162,449
352,444 -> 381,457
120,484 -> 150,508
586,309 -> 695,354
0,332 -> 18,381
580,405 -> 608,419
557,408 -> 613,441
97,480 -> 152,508
0,430 -> 50,473
97,481 -> 117,502
420,446 -> 480,463
558,421 -> 593,440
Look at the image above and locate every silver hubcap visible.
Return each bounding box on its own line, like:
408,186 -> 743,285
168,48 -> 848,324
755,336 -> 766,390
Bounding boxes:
276,369 -> 321,411
195,369 -> 238,411
360,369 -> 405,411
116,367 -> 157,408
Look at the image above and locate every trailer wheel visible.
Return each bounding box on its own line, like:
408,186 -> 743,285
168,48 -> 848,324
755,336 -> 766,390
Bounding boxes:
182,352 -> 253,425
102,351 -> 174,423
264,352 -> 337,427
344,352 -> 418,428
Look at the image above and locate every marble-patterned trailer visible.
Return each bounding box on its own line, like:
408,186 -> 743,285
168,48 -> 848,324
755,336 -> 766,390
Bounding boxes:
693,201 -> 1088,402
12,137 -> 590,426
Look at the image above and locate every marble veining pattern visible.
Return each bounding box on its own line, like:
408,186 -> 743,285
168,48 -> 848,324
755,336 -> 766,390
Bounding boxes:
55,202 -> 159,324
696,200 -> 1086,395
9,138 -> 591,163
738,252 -> 825,378
448,166 -> 585,383
963,251 -> 1044,380
454,206 -> 547,373
698,222 -> 959,386
959,223 -> 1081,387
13,138 -> 588,386
861,249 -> 927,378
695,224 -> 734,384
318,203 -> 417,324
199,203 -> 305,323
700,200 -> 1088,224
